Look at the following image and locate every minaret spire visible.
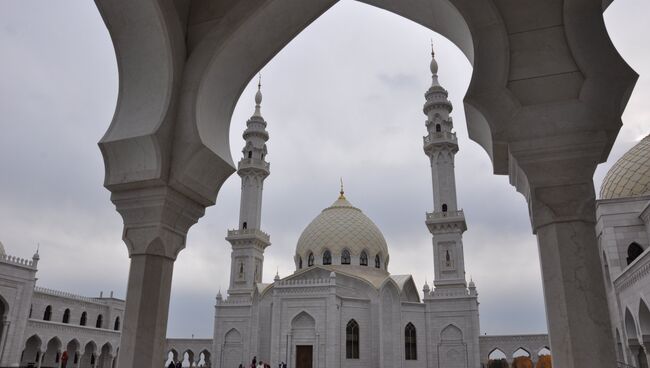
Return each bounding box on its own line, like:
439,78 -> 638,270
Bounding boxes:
339,177 -> 345,199
225,79 -> 272,300
422,47 -> 468,290
254,73 -> 263,117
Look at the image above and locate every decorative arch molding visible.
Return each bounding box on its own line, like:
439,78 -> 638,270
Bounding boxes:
440,324 -> 463,341
639,299 -> 650,339
291,311 -> 316,330
224,328 -> 242,344
625,307 -> 640,345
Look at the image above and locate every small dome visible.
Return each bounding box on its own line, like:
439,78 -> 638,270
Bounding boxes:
600,135 -> 650,200
295,194 -> 389,269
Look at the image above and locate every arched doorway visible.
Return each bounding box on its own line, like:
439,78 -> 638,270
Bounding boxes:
42,337 -> 62,368
291,312 -> 316,368
488,348 -> 509,368
512,348 -> 533,368
20,335 -> 42,367
222,329 -> 243,368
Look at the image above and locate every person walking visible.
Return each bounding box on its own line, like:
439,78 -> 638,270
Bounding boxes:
167,360 -> 176,368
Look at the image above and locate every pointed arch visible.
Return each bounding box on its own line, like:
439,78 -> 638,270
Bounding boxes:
625,307 -> 639,343
488,348 -> 507,360
80,311 -> 87,326
113,316 -> 120,331
308,252 -> 314,267
43,305 -> 52,321
440,324 -> 462,341
62,308 -> 71,323
322,249 -> 332,265
341,249 -> 351,265
639,299 -> 650,338
291,311 -> 315,329
96,314 -> 103,328
359,250 -> 368,266
537,347 -> 551,356
224,328 -> 242,343
627,242 -> 644,265
375,254 -> 381,269
21,335 -> 42,366
513,348 -> 530,358
346,319 -> 359,359
404,322 -> 417,360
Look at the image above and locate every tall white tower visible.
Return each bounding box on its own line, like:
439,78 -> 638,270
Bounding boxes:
422,48 -> 468,290
226,79 -> 271,299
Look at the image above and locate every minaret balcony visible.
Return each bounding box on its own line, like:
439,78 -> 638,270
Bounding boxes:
226,228 -> 271,245
423,132 -> 458,152
238,158 -> 270,174
425,210 -> 467,233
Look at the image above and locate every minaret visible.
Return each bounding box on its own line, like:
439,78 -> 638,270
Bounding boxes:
423,47 -> 468,290
226,77 -> 271,299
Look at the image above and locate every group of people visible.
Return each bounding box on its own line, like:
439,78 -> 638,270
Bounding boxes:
167,361 -> 184,368
239,356 -> 287,368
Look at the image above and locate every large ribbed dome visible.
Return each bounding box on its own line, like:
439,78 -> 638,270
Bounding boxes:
600,134 -> 650,200
295,193 -> 389,269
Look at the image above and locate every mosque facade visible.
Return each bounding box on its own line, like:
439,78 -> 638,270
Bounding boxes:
2,51 -> 649,368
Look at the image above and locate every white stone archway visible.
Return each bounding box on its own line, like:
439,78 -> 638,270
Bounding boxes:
93,1 -> 637,367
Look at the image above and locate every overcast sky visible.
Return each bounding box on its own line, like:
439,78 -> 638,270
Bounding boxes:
0,0 -> 648,339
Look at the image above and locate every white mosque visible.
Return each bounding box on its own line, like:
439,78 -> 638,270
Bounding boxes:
2,49 -> 650,368
212,50 -> 511,368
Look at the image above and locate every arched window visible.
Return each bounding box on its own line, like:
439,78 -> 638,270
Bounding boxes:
242,222 -> 247,229
298,256 -> 303,269
442,204 -> 448,212
43,305 -> 52,321
405,323 -> 417,360
346,319 -> 359,359
96,314 -> 103,328
435,124 -> 441,132
375,254 -> 381,269
360,251 -> 368,266
63,309 -> 70,324
90,354 -> 95,365
322,250 -> 332,265
627,242 -> 644,265
341,250 -> 351,265
248,151 -> 252,158
308,252 -> 314,267
114,316 -> 120,331
80,311 -> 87,326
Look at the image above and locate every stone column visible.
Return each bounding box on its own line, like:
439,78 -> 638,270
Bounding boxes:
511,140 -> 617,368
0,319 -> 10,364
112,187 -> 205,368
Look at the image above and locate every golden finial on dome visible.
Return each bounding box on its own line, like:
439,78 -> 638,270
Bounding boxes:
339,177 -> 346,199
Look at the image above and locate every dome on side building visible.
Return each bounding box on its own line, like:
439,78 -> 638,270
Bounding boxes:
295,191 -> 389,271
600,134 -> 650,200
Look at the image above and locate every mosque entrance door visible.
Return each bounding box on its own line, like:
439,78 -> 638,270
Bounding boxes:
296,345 -> 312,368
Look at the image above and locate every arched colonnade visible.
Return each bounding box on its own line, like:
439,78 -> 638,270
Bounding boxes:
20,334 -> 118,368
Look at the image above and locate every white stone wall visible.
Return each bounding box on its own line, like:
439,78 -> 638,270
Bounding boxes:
596,196 -> 650,366
478,334 -> 549,366
0,256 -> 37,366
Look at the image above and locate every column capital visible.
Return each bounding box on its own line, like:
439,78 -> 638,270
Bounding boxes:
111,186 -> 206,259
508,132 -> 607,232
